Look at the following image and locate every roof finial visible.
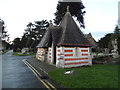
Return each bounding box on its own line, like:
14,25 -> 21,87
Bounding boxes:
67,6 -> 70,12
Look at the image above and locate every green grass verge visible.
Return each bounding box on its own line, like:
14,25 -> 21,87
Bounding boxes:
0,49 -> 10,55
112,57 -> 120,60
48,65 -> 119,88
13,52 -> 36,56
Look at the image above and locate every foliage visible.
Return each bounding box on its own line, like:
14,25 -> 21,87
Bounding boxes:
54,2 -> 86,28
112,26 -> 120,55
48,65 -> 118,88
0,18 -> 10,50
30,40 -> 40,48
0,18 -> 9,41
23,20 -> 49,48
12,38 -> 21,52
26,38 -> 34,48
98,33 -> 113,49
0,49 -> 10,55
13,52 -> 36,56
92,55 -> 119,64
98,25 -> 120,55
13,20 -> 49,52
20,34 -> 28,48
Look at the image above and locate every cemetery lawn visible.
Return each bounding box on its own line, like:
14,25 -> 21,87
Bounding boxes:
48,64 -> 119,88
13,52 -> 36,56
0,49 -> 10,55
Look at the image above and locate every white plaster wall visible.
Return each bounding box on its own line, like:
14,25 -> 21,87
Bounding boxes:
48,47 -> 53,64
56,47 -> 64,68
36,48 -> 45,61
56,47 -> 92,68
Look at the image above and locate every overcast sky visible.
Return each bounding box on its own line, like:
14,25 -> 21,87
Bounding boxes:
0,0 -> 119,41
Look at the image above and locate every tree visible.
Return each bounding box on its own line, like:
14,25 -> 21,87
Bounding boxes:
29,20 -> 49,49
0,18 -> 10,50
13,38 -> 21,52
98,25 -> 120,55
0,19 -> 9,41
25,22 -> 35,48
112,25 -> 120,55
34,20 -> 49,40
54,1 -> 86,28
21,20 -> 49,50
113,26 -> 120,38
98,33 -> 113,49
21,34 -> 28,48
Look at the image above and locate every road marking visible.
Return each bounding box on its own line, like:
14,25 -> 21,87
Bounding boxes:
38,66 -> 48,75
22,59 -> 56,90
23,59 -> 51,90
25,60 -> 42,77
45,80 -> 57,90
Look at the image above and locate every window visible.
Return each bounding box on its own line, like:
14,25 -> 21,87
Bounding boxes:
75,47 -> 78,56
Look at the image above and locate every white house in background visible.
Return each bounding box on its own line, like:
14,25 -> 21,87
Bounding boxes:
36,7 -> 92,68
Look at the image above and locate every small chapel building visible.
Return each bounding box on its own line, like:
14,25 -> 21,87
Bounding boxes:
36,7 -> 92,68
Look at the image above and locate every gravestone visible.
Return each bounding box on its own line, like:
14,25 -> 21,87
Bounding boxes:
21,48 -> 29,54
104,48 -> 109,54
111,39 -> 119,58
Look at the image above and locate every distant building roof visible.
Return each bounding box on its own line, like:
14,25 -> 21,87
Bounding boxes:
85,33 -> 97,47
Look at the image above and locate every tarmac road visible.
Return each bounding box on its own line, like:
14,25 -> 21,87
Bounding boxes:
2,50 -> 46,89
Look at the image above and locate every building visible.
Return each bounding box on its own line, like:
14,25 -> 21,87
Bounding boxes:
85,33 -> 97,48
85,33 -> 98,52
36,7 -> 92,68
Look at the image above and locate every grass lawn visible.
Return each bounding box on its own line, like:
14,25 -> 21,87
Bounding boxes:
0,49 -> 10,55
13,52 -> 36,56
48,64 -> 119,88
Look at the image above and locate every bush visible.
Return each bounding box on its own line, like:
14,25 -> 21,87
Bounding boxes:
93,55 -> 113,64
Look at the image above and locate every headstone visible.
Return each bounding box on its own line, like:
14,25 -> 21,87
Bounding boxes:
21,48 -> 29,54
104,48 -> 109,54
111,39 -> 119,58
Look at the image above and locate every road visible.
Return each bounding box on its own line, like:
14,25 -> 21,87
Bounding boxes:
2,50 -> 46,88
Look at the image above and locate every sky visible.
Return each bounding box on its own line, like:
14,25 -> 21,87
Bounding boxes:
0,0 -> 119,42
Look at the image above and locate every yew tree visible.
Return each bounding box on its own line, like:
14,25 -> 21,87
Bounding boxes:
54,1 -> 86,28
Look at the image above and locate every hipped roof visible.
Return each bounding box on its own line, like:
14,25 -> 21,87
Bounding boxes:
36,26 -> 62,48
57,9 -> 91,46
37,7 -> 91,48
36,27 -> 52,48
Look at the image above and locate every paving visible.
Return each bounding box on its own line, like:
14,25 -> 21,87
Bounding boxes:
25,57 -> 64,88
26,57 -> 57,74
2,50 -> 46,88
2,50 -> 63,89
